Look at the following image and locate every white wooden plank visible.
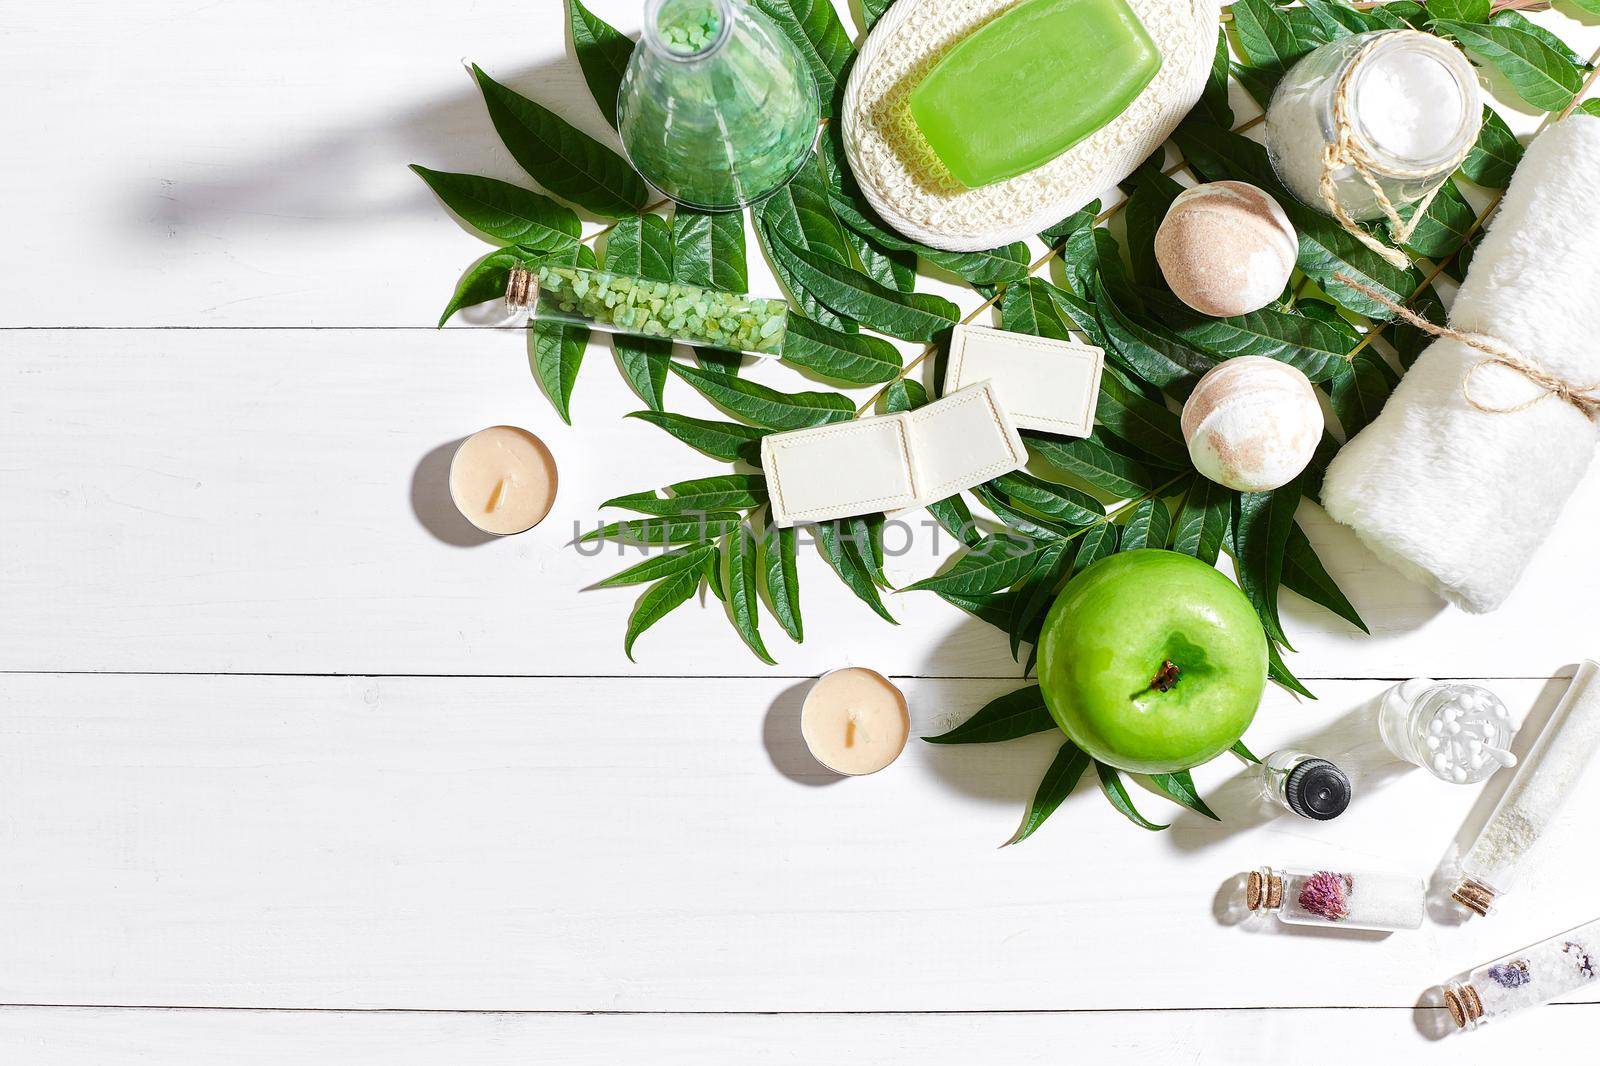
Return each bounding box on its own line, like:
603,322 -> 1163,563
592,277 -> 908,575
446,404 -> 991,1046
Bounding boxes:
2,2 -> 1595,327
1,1003 -> 1595,1065
3,672 -> 1598,1011
5,328 -> 1600,678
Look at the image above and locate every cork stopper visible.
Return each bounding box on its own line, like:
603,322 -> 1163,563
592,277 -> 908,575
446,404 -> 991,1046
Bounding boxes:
1444,983 -> 1483,1029
1451,877 -> 1496,918
1246,868 -> 1284,911
505,266 -> 536,310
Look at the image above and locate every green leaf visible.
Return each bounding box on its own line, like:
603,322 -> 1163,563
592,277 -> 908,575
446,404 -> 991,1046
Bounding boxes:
1170,123 -> 1417,318
1123,168 -> 1184,287
410,166 -> 582,252
826,191 -> 1032,285
1426,0 -> 1490,21
815,520 -> 897,623
1328,349 -> 1400,438
1282,523 -> 1368,632
626,410 -> 767,463
1147,769 -> 1220,820
1232,483 -> 1303,648
1073,522 -> 1120,573
1230,0 -> 1311,87
670,362 -> 855,430
781,313 -> 903,384
938,588 -> 1019,630
1400,179 -> 1476,260
860,0 -> 894,31
987,471 -> 1106,526
1001,277 -> 1078,341
439,245 -> 540,327
772,235 -> 960,341
1488,11 -> 1593,72
1025,432 -> 1163,497
906,532 -> 1045,597
605,214 -> 675,411
703,544 -> 726,601
761,524 -> 803,641
749,0 -> 854,112
1269,641 -> 1318,698
1198,27 -> 1235,128
757,159 -> 857,330
925,685 -> 1055,744
624,567 -> 703,660
723,524 -> 775,664
847,515 -> 889,588
1434,20 -> 1583,112
1095,367 -> 1190,467
1391,283 -> 1446,369
1230,59 -> 1278,110
671,208 -> 748,292
1461,106 -> 1525,189
471,64 -> 649,218
594,545 -> 717,589
1120,497 -> 1172,550
1231,739 -> 1263,764
1580,99 -> 1600,119
1008,541 -> 1072,658
844,227 -> 917,293
972,484 -> 1076,542
580,512 -> 743,546
567,0 -> 634,128
1038,200 -> 1100,249
530,313 -> 589,425
1095,280 -> 1217,396
1146,291 -> 1354,384
602,474 -> 769,516
1006,740 -> 1092,845
1171,478 -> 1233,565
1096,761 -> 1169,831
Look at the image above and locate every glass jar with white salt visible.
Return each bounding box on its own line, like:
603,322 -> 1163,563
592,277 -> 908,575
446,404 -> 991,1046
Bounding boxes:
1443,915 -> 1600,1031
1265,30 -> 1482,221
1453,660 -> 1600,917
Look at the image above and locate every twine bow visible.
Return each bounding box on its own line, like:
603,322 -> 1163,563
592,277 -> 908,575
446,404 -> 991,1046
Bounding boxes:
1333,273 -> 1600,421
1319,32 -> 1474,272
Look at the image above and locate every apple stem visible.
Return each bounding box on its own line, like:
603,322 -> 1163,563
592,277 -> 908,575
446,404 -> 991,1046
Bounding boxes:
1149,660 -> 1181,693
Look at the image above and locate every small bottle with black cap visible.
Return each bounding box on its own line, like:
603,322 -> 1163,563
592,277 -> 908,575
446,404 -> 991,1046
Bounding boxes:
1259,748 -> 1352,820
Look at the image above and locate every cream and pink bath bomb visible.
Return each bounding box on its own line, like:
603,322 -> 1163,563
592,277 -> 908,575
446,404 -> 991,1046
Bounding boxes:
1181,356 -> 1324,492
1155,181 -> 1298,317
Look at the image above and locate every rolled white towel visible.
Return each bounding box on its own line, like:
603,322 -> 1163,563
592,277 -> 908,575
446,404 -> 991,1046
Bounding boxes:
1322,115 -> 1600,614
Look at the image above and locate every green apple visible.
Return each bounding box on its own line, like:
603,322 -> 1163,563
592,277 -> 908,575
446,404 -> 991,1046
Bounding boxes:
1036,549 -> 1267,774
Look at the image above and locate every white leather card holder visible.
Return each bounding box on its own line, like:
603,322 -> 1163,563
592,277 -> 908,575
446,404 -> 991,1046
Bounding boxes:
944,323 -> 1103,437
763,381 -> 1025,528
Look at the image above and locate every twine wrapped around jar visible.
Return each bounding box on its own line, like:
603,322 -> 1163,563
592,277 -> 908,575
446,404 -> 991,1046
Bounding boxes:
1319,32 -> 1474,270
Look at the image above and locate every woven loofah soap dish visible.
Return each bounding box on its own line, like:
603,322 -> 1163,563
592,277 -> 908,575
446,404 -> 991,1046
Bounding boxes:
841,0 -> 1219,252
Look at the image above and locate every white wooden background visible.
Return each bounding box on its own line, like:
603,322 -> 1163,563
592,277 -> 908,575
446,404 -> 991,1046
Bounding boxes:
3,0 -> 1600,1060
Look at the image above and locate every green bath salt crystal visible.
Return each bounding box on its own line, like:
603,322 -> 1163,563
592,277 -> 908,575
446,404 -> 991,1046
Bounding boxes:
521,264 -> 788,356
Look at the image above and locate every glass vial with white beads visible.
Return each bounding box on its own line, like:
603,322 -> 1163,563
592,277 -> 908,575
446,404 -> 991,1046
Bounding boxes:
1260,749 -> 1352,820
1443,916 -> 1600,1030
1378,678 -> 1517,784
1452,660 -> 1600,917
1246,865 -> 1425,931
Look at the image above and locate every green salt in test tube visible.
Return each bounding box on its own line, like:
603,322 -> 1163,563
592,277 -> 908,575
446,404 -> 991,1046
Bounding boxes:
505,264 -> 788,357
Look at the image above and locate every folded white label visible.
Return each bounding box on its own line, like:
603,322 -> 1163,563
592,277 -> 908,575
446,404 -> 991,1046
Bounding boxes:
762,381 -> 1026,528
943,323 -> 1103,437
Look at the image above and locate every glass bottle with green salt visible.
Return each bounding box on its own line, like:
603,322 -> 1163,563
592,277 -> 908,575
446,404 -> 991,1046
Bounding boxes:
506,263 -> 787,356
616,0 -> 821,210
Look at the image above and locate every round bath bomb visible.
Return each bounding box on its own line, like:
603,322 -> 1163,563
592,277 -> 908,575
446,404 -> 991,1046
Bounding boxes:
1181,356 -> 1323,492
1155,181 -> 1298,317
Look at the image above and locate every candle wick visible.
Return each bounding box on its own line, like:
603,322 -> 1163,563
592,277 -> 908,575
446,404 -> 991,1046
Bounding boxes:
844,710 -> 858,749
487,475 -> 511,513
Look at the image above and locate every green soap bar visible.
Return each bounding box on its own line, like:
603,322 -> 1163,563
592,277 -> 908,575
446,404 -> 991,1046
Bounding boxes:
908,0 -> 1163,188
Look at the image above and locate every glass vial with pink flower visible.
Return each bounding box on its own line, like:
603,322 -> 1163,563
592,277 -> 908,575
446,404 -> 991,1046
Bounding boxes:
1246,865 -> 1425,931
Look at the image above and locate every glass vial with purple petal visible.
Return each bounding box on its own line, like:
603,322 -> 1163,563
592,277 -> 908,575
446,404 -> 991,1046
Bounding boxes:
1443,915 -> 1600,1030
1246,865 -> 1425,931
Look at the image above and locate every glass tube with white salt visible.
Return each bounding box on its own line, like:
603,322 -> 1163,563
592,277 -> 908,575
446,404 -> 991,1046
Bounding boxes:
1443,915 -> 1600,1031
1453,660 -> 1600,917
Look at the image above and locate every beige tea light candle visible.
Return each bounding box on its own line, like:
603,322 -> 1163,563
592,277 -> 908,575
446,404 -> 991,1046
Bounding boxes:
448,425 -> 559,536
800,668 -> 910,776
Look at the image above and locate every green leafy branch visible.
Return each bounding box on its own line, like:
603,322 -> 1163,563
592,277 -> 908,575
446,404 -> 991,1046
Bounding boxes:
413,0 -> 1600,841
